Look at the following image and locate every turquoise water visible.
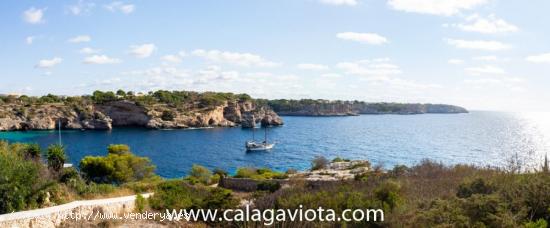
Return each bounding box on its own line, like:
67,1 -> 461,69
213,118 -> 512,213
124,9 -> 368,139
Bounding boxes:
1,111 -> 549,178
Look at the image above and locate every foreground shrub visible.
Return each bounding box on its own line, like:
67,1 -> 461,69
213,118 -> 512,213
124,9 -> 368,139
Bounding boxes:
234,167 -> 287,180
187,164 -> 212,185
149,180 -> 237,210
80,145 -> 155,184
0,151 -> 49,213
46,144 -> 66,173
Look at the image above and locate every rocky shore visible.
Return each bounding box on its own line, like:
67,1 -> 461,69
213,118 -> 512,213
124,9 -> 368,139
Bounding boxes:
0,100 -> 283,131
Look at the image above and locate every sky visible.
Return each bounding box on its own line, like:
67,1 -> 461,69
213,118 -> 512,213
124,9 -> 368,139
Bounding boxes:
1,0 -> 550,111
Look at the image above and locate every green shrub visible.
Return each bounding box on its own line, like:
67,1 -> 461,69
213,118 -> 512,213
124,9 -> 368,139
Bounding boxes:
46,144 -> 66,172
23,143 -> 41,160
161,110 -> 176,121
188,164 -> 212,185
135,194 -> 146,213
374,180 -> 402,211
332,157 -> 350,162
0,150 -> 48,213
525,219 -> 548,228
107,144 -> 131,155
149,180 -> 237,211
234,167 -> 287,180
457,178 -> 494,198
80,145 -> 155,184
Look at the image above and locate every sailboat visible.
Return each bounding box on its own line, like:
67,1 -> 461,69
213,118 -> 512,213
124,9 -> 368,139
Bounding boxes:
245,126 -> 275,151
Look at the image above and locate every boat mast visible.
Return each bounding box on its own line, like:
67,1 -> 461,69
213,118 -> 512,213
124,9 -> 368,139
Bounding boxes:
58,119 -> 62,145
252,125 -> 255,141
264,126 -> 268,143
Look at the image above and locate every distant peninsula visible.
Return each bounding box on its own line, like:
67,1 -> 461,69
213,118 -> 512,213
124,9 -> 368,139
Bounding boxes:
0,90 -> 467,131
261,99 -> 468,116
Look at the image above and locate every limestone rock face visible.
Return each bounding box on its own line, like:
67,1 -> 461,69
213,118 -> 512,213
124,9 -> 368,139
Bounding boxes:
0,99 -> 283,131
97,100 -> 150,126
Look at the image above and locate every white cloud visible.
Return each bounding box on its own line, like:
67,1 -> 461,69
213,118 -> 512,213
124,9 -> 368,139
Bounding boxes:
23,7 -> 45,24
297,63 -> 329,71
68,35 -> 91,43
456,14 -> 518,34
104,1 -> 135,14
26,36 -> 35,45
35,57 -> 62,68
465,65 -> 506,75
79,47 -> 101,54
319,0 -> 358,6
192,49 -> 279,67
336,32 -> 388,45
526,53 -> 550,63
68,0 -> 95,15
446,39 -> 511,51
83,55 -> 121,64
473,55 -> 498,61
387,0 -> 489,16
448,59 -> 464,65
336,58 -> 402,77
161,55 -> 182,63
129,44 -> 157,58
321,73 -> 342,78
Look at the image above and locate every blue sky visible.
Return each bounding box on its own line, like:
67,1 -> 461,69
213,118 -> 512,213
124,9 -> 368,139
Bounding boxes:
1,0 -> 550,111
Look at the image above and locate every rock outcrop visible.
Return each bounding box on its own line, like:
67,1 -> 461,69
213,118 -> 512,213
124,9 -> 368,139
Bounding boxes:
0,100 -> 283,131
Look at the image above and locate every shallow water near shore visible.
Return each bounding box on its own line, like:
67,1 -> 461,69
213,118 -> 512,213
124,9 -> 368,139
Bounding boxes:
1,111 -> 549,178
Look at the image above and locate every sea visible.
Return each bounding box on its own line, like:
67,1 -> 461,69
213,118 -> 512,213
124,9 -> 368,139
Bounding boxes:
1,111 -> 549,178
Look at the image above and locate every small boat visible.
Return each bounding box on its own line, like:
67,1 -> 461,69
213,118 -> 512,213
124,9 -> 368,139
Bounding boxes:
246,126 -> 275,151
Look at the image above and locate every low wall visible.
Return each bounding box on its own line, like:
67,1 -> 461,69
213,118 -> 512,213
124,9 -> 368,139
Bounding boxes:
0,193 -> 151,228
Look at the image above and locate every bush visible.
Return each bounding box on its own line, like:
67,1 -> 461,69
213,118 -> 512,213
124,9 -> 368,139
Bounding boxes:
234,167 -> 287,180
149,180 -> 237,211
23,143 -> 41,160
0,150 -> 48,213
457,178 -> 494,198
188,164 -> 212,185
161,110 -> 176,121
80,145 -> 155,184
332,157 -> 350,162
311,156 -> 329,170
46,144 -> 66,172
374,180 -> 402,211
135,194 -> 146,213
107,144 -> 131,155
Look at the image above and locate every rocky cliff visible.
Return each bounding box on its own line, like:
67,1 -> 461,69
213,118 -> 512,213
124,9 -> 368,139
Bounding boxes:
0,100 -> 283,131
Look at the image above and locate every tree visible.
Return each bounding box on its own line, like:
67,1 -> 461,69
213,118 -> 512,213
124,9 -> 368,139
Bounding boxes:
46,144 -> 66,172
116,89 -> 126,97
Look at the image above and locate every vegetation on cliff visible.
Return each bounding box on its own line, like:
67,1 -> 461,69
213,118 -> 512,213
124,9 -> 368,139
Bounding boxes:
263,99 -> 468,116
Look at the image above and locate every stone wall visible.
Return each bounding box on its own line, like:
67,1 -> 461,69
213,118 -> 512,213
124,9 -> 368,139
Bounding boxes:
0,193 -> 151,228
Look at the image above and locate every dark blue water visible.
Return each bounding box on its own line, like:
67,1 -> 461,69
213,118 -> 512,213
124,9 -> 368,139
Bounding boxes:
1,111 -> 549,178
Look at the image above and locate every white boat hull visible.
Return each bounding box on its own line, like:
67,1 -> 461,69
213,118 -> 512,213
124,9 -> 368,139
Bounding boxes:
246,141 -> 275,151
